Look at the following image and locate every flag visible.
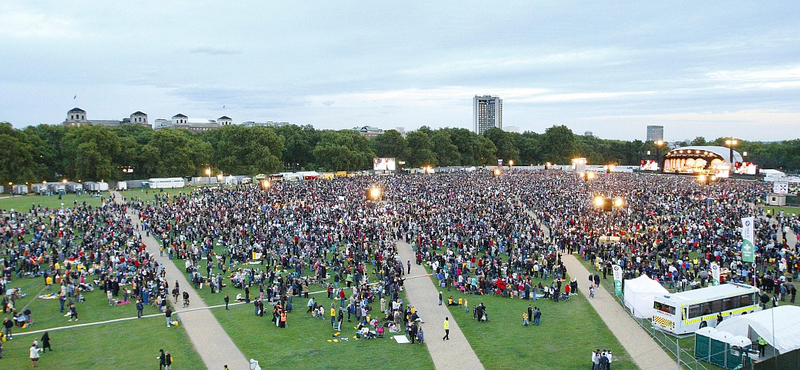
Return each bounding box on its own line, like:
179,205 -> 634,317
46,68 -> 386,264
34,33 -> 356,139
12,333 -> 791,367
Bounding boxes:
711,262 -> 720,286
741,217 -> 755,263
612,265 -> 623,296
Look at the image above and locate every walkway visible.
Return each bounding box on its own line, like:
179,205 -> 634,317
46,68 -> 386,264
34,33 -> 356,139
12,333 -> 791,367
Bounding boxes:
395,239 -> 485,370
529,209 -> 677,370
113,192 -> 250,370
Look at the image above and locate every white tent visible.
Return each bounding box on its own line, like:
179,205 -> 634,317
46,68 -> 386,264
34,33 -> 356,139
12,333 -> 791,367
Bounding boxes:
225,175 -> 238,185
623,275 -> 670,318
715,306 -> 800,354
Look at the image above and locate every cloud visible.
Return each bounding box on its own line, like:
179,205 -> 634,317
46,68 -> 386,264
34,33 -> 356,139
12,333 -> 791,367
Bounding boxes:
513,91 -> 656,103
189,47 -> 242,56
400,49 -> 620,77
0,4 -> 78,38
305,87 -> 551,108
706,65 -> 800,90
593,110 -> 800,126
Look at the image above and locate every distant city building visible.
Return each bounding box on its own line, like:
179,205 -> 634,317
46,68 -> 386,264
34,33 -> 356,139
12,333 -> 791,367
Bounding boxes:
473,95 -> 502,135
62,107 -> 150,128
584,131 -> 593,137
353,126 -> 384,138
647,125 -> 664,142
504,126 -> 520,133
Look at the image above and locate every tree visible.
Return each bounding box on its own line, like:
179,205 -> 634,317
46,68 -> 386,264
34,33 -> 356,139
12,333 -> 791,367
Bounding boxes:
404,131 -> 437,167
372,130 -> 407,159
274,125 -> 318,170
142,129 -> 211,177
540,125 -> 576,164
61,125 -> 121,181
312,130 -> 375,171
485,128 -> 520,164
204,126 -> 284,175
430,129 -> 460,166
0,123 -> 39,182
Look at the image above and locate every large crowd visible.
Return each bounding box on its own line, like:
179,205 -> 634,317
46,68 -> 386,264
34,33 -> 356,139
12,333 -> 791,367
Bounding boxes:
1,169 -> 799,361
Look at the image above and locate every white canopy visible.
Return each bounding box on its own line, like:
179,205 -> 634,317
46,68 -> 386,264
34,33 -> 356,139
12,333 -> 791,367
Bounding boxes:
715,306 -> 800,354
624,275 -> 670,318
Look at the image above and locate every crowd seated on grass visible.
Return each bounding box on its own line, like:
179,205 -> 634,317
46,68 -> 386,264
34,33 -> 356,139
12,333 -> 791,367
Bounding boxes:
2,170 -> 798,344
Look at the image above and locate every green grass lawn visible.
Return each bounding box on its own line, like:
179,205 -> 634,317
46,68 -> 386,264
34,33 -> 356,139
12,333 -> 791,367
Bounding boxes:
0,272 -> 202,369
0,317 -> 202,369
427,271 -> 636,370
0,192 -> 104,211
761,205 -> 800,217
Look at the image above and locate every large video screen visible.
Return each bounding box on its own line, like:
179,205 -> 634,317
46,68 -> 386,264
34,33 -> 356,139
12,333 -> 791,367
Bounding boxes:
373,157 -> 396,171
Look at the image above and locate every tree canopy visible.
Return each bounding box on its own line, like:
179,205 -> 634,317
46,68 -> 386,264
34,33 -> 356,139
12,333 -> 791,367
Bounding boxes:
0,121 -> 797,183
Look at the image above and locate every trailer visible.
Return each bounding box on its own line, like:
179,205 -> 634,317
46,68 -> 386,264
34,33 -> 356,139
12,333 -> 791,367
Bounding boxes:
65,182 -> 83,193
116,181 -> 128,190
13,184 -> 29,195
147,178 -> 185,189
31,183 -> 48,195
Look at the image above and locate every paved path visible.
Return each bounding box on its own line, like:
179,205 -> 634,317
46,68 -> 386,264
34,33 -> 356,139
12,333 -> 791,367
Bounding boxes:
528,208 -> 677,370
395,239 -> 485,370
114,192 -> 250,370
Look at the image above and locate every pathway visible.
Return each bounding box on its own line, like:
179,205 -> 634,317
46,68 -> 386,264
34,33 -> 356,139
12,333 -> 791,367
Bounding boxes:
113,192 -> 251,370
527,208 -> 678,370
395,239 -> 485,370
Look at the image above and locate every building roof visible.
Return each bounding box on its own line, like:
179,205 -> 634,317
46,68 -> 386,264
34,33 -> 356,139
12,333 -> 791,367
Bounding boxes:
131,111 -> 147,116
68,107 -> 86,113
218,115 -> 231,120
172,113 -> 188,118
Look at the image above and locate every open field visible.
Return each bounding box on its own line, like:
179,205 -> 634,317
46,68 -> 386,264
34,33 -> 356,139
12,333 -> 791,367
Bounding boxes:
422,266 -> 636,370
0,193 -> 104,211
0,271 -> 202,368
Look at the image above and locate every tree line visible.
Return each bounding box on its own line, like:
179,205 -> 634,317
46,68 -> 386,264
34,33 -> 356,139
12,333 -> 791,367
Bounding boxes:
0,122 -> 797,183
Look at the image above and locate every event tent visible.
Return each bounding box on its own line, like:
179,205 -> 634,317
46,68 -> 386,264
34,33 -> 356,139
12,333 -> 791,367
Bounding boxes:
714,306 -> 800,355
623,275 -> 669,318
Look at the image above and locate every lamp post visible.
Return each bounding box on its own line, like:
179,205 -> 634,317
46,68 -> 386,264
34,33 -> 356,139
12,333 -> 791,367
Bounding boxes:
8,182 -> 12,197
725,139 -> 738,170
655,140 -> 664,172
205,167 -> 211,186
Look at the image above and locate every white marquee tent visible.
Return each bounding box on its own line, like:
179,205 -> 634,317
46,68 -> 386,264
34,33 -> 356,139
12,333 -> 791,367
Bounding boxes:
624,275 -> 670,318
715,306 -> 800,354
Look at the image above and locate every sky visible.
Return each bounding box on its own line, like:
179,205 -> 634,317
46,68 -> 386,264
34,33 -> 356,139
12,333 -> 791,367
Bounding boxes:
1,1 -> 799,142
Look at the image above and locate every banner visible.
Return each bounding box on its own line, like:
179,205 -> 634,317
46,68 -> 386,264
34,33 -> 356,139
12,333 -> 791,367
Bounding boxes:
710,262 -> 720,286
612,265 -> 623,296
741,217 -> 755,263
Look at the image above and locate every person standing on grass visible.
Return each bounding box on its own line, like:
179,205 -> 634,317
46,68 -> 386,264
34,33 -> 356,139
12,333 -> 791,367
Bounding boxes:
442,317 -> 450,340
41,332 -> 52,352
136,299 -> 144,318
165,307 -> 172,327
224,294 -> 230,310
337,307 -> 343,331
30,342 -> 41,367
158,349 -> 166,370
